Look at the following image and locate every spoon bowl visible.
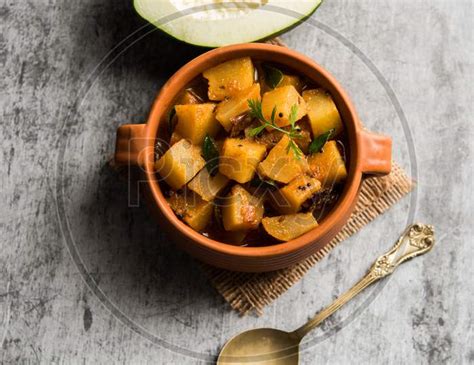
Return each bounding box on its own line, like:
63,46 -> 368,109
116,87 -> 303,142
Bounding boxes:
216,223 -> 435,364
217,328 -> 300,365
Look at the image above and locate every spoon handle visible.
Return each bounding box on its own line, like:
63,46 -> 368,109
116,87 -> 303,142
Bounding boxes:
292,223 -> 435,340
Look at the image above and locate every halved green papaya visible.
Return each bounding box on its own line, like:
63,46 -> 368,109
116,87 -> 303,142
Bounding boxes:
134,0 -> 322,47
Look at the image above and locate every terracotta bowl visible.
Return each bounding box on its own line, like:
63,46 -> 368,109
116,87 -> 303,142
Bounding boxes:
114,43 -> 392,272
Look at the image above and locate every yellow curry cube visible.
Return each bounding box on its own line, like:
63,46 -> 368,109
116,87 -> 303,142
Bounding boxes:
203,57 -> 255,101
215,83 -> 261,131
308,140 -> 347,187
222,185 -> 264,231
272,175 -> 321,214
155,139 -> 205,189
262,213 -> 319,241
219,138 -> 267,183
279,74 -> 304,93
174,104 -> 220,145
258,135 -> 309,184
187,168 -> 229,202
261,85 -> 306,128
303,89 -> 343,137
168,191 -> 213,231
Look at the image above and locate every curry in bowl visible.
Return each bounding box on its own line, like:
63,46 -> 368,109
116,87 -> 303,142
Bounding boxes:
154,57 -> 347,246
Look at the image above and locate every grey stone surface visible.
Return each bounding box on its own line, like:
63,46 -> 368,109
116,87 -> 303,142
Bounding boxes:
1,0 -> 472,364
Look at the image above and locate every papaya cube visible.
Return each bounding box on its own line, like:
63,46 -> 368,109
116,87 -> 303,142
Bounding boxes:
174,104 -> 220,145
219,138 -> 267,183
261,85 -> 306,128
215,83 -> 261,132
203,57 -> 255,101
272,175 -> 321,214
279,74 -> 304,93
308,140 -> 347,187
188,168 -> 229,202
222,185 -> 264,231
303,89 -> 343,137
262,213 -> 318,241
258,135 -> 309,184
155,139 -> 205,190
168,191 -> 213,231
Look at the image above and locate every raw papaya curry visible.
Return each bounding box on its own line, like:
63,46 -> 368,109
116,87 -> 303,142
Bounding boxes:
155,57 -> 348,246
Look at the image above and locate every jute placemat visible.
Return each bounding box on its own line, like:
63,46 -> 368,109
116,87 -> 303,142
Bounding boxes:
201,38 -> 414,316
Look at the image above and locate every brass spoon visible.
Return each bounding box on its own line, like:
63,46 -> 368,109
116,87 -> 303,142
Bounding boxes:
217,223 -> 435,364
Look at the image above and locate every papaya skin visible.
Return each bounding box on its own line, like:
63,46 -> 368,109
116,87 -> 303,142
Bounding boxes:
133,0 -> 323,48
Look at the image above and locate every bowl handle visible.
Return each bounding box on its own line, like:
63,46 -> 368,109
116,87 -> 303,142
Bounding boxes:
358,129 -> 392,175
114,124 -> 148,167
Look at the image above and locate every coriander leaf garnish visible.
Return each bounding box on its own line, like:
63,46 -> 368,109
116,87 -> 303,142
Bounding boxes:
247,99 -> 304,159
289,104 -> 298,129
309,129 -> 335,154
286,138 -> 304,160
270,106 -> 277,125
247,99 -> 296,135
248,99 -> 266,122
262,64 -> 283,89
202,135 -> 219,176
248,124 -> 266,137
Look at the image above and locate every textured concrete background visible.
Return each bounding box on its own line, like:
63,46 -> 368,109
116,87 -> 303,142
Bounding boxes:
1,0 -> 472,364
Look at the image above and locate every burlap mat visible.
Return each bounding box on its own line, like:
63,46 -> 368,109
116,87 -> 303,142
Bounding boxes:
201,38 -> 414,316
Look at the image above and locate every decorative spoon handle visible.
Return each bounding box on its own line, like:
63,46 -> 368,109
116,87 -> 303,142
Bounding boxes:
292,223 -> 435,340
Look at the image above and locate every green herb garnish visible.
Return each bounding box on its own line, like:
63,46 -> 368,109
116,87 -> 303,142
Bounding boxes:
288,104 -> 298,129
286,138 -> 303,160
167,106 -> 176,135
247,99 -> 303,159
202,135 -> 219,176
248,123 -> 266,137
262,64 -> 283,89
309,129 -> 335,154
